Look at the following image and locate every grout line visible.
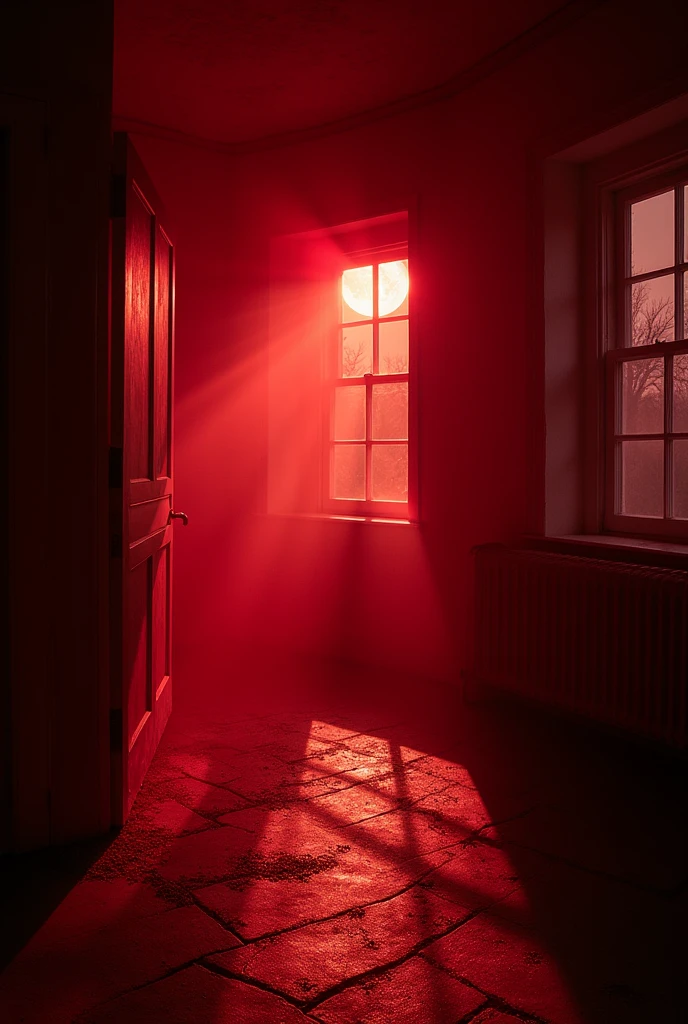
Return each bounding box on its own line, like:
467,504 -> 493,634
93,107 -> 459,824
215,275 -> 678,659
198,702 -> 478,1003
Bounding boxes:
200,958 -> 308,1009
419,953 -> 554,1023
475,805 -> 539,834
73,946 -> 257,1015
188,891 -> 246,944
301,907 -> 488,1012
193,861 -> 455,944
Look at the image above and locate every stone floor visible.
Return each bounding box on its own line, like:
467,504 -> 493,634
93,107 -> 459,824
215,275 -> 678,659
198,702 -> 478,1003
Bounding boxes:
1,658 -> 685,1023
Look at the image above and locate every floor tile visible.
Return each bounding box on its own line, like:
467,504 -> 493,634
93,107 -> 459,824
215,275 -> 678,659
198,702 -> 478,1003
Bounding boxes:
77,963 -> 312,1023
208,886 -> 468,1002
312,954 -> 485,1023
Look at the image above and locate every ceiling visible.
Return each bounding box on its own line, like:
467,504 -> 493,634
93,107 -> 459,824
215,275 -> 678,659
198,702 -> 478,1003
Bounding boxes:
114,0 -> 574,148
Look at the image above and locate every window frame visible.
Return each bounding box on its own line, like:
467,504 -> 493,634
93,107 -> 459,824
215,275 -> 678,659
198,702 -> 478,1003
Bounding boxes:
601,162 -> 688,539
321,241 -> 417,521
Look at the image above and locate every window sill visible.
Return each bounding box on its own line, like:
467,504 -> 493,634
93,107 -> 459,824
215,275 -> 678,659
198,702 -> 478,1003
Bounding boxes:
257,511 -> 418,527
524,533 -> 688,570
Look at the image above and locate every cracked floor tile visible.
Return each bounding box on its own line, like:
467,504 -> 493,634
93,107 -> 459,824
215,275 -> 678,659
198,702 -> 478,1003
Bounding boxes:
207,885 -> 470,1002
310,953 -> 486,1023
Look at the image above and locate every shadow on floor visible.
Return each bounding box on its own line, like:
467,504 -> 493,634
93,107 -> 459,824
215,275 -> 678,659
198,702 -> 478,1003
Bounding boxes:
0,653 -> 686,1023
0,833 -> 114,972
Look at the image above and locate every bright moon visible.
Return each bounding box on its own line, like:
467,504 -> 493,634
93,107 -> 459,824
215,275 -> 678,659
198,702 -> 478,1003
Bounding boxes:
342,260 -> 409,318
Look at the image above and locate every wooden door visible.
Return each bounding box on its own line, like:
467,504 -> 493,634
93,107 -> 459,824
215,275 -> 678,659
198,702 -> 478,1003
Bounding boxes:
110,135 -> 177,825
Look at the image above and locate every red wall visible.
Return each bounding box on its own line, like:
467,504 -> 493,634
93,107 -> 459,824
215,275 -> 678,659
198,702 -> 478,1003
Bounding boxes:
130,0 -> 688,694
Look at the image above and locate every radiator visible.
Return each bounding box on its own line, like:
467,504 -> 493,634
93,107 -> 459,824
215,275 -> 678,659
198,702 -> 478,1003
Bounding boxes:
470,545 -> 688,749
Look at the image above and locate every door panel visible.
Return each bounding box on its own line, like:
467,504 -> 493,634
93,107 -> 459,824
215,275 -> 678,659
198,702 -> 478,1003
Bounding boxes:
127,560 -> 150,748
110,134 -> 175,826
126,185 -> 154,481
155,224 -> 172,479
152,546 -> 171,700
129,494 -> 172,538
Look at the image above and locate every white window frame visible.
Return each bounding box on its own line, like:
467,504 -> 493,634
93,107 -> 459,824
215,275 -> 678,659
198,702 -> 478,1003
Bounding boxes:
600,162 -> 688,539
322,241 -> 416,520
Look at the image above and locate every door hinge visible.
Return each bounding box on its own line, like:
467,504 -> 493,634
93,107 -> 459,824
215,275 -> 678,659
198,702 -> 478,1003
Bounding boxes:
109,709 -> 123,753
108,446 -> 123,488
110,174 -> 126,218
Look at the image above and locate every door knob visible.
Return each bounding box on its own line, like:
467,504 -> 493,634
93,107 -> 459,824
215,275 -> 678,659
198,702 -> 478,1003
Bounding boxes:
169,510 -> 189,526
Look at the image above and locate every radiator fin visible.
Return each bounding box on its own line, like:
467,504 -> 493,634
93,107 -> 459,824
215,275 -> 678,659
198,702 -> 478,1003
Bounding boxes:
471,545 -> 688,749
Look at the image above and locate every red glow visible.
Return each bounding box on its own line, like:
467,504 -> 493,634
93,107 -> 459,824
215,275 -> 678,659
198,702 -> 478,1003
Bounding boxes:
5,5 -> 686,1023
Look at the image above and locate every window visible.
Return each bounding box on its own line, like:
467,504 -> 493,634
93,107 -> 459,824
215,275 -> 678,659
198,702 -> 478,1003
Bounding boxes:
266,212 -> 414,520
605,166 -> 688,537
324,247 -> 413,519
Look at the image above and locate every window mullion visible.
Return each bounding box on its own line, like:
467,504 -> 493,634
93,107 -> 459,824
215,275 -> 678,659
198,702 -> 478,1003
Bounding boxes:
625,266 -> 681,286
611,356 -> 621,515
372,264 -> 379,374
365,374 -> 372,502
666,352 -> 673,518
620,197 -> 631,348
677,184 -> 685,341
368,261 -> 377,504
608,338 -> 688,362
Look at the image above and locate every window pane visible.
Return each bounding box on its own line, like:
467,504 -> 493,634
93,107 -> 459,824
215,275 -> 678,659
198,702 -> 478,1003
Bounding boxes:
619,440 -> 663,517
332,445 -> 365,499
630,276 -> 674,345
341,265 -> 372,322
379,260 -> 409,317
631,190 -> 674,276
371,444 -> 408,501
334,386 -> 365,440
684,186 -> 688,266
621,358 -> 663,433
673,355 -> 688,432
379,319 -> 409,373
341,324 -> 372,376
673,440 -> 688,519
372,382 -> 408,440
683,271 -> 688,341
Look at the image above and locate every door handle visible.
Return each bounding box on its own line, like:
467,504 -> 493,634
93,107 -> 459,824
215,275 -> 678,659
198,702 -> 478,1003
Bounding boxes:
169,510 -> 189,526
